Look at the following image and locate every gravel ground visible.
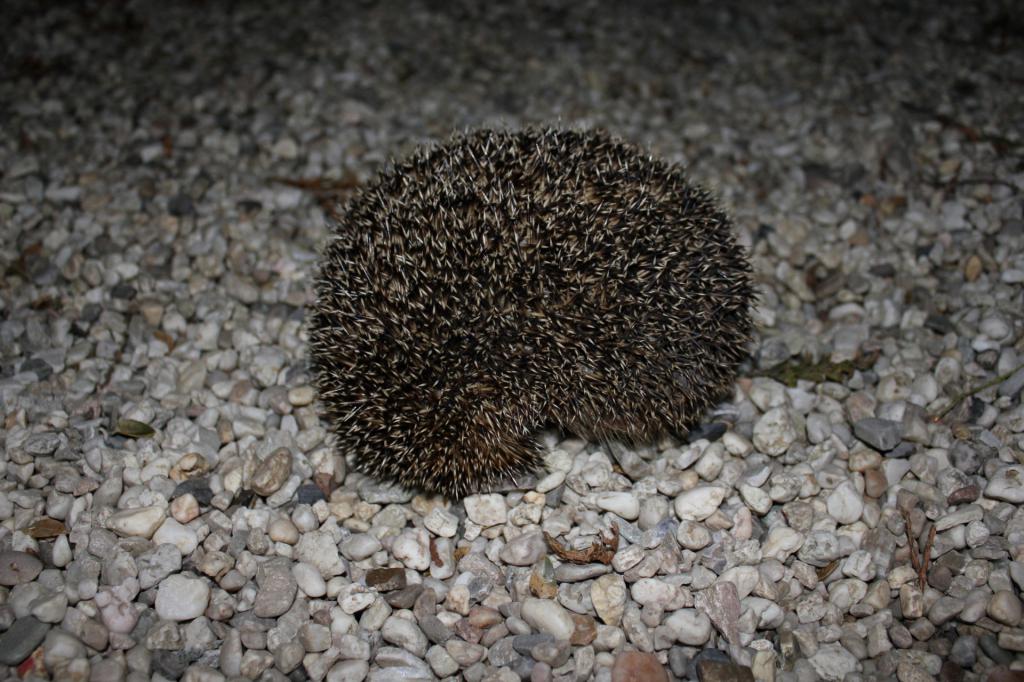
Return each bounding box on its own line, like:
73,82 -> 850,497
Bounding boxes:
2,1 -> 1023,681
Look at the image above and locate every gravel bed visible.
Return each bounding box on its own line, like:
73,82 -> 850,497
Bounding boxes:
2,1 -> 1023,681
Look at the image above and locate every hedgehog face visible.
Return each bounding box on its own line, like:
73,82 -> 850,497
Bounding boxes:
309,127 -> 753,498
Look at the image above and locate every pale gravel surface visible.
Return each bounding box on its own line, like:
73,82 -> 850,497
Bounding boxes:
2,1 -> 1024,681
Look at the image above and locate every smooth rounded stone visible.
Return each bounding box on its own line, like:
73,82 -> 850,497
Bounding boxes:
674,486 -> 727,521
594,492 -> 639,520
427,644 -> 460,677
152,518 -> 199,556
591,574 -> 628,626
0,616 -> 50,665
288,386 -> 315,406
664,608 -> 711,646
676,520 -> 711,550
155,574 -> 209,621
853,417 -> 902,451
739,484 -> 773,515
255,559 -> 298,617
928,595 -> 965,625
826,481 -> 864,525
293,562 -> 327,598
107,506 -> 166,538
382,615 -> 428,657
446,639 -> 486,667
341,533 -> 383,561
0,551 -> 43,586
42,628 -> 86,672
268,518 -> 300,544
762,526 -> 804,562
610,650 -> 668,682
988,590 -> 1023,626
934,504 -> 984,531
985,466 -> 1024,503
392,529 -> 430,571
521,598 -> 575,641
499,531 -> 547,566
250,448 -> 293,496
752,407 -> 799,456
464,494 -> 507,527
631,578 -> 678,609
808,643 -> 859,681
170,493 -> 200,524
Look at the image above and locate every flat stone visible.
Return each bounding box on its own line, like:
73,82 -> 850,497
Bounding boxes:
366,567 -> 407,592
254,558 -> 298,617
591,574 -> 628,626
853,418 -> 902,451
521,598 -> 574,641
0,551 -> 43,586
106,506 -> 166,538
986,466 -> 1024,503
611,651 -> 668,682
0,616 -> 50,665
155,574 -> 209,621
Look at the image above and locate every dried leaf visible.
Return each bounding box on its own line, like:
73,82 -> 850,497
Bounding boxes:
544,523 -> 619,565
115,419 -> 155,438
153,329 -> 176,352
24,517 -> 67,539
453,546 -> 469,563
816,559 -> 839,581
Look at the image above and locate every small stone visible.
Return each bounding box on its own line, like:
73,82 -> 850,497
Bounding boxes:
107,506 -> 166,538
155,574 -> 210,621
0,616 -> 50,665
464,494 -> 507,526
986,466 -> 1024,503
753,408 -> 798,455
254,558 -> 298,618
853,417 -> 902,451
808,643 -> 859,681
382,616 -> 428,657
424,508 -> 459,537
340,533 -> 382,560
695,656 -> 755,682
611,651 -> 668,682
295,530 -> 345,577
988,590 -> 1023,627
591,574 -> 628,626
521,598 -> 575,641
268,518 -> 300,544
170,493 -> 200,523
499,531 -> 547,566
826,480 -> 863,524
0,551 -> 43,586
250,448 -> 292,496
664,608 -> 711,646
674,486 -> 727,521
594,492 -> 640,520
293,562 -> 327,598
152,518 -> 199,556
366,567 -> 407,592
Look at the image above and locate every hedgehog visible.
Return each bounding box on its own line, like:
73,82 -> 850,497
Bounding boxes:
309,128 -> 753,498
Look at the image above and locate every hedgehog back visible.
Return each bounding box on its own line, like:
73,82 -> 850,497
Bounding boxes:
309,128 -> 752,498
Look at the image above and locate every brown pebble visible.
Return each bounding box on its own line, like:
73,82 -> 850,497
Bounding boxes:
365,567 -> 406,592
570,613 -> 597,646
947,485 -> 980,506
611,651 -> 668,682
963,254 -> 983,282
864,468 -> 888,498
984,668 -> 1024,682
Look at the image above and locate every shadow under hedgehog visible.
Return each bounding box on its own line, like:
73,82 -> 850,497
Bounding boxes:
308,128 -> 754,499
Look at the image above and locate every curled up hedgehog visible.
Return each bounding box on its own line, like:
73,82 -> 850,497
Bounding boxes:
309,128 -> 753,498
